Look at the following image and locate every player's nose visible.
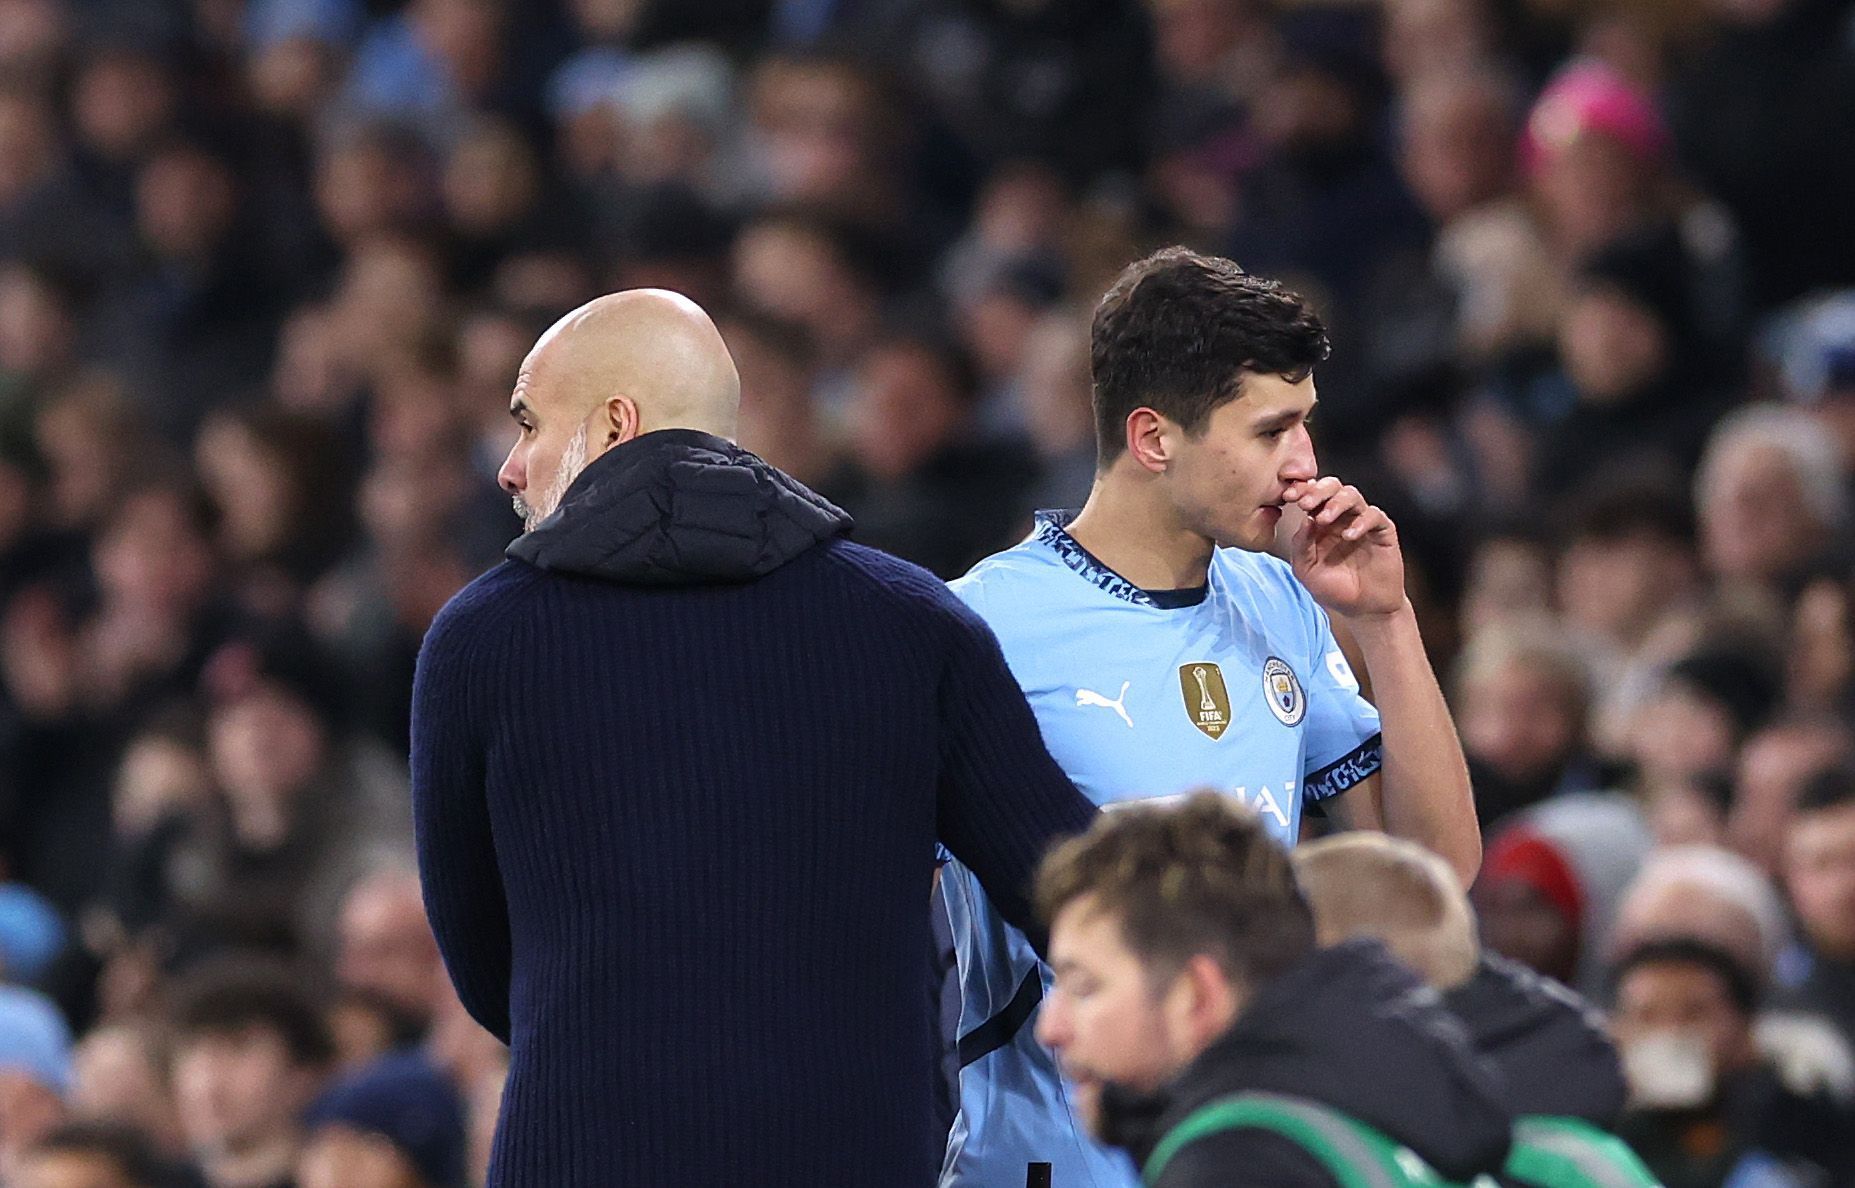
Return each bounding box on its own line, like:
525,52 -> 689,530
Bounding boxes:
1280,425 -> 1317,483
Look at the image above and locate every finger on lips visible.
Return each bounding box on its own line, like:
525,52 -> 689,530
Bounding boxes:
1288,478 -> 1349,512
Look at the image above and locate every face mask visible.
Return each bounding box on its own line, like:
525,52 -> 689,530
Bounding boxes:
1622,1028 -> 1715,1110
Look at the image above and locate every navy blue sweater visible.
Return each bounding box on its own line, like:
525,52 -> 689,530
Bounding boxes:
411,431 -> 1096,1187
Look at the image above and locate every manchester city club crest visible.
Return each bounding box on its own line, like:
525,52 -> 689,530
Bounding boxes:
1262,657 -> 1306,726
1178,662 -> 1232,739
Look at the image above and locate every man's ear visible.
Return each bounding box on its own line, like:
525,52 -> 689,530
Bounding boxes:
1170,954 -> 1241,1051
602,394 -> 640,448
1125,408 -> 1172,474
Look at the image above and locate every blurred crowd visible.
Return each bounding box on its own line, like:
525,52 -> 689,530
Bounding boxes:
2,0 -> 1855,1184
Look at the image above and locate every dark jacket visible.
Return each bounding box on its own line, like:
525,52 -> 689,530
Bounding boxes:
1444,954 -> 1629,1127
1775,947 -> 1855,1056
411,430 -> 1096,1187
1100,940 -> 1513,1187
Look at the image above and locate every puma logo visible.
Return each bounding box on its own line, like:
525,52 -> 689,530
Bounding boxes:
1076,681 -> 1133,728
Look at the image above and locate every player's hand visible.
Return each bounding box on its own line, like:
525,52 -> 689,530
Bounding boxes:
1282,477 -> 1407,619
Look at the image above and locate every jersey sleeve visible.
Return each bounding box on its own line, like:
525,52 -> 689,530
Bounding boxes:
1299,601 -> 1383,804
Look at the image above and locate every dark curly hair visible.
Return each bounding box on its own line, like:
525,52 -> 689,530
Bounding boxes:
1090,248 -> 1330,461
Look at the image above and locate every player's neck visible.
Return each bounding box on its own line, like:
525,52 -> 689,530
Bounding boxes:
1066,475 -> 1213,591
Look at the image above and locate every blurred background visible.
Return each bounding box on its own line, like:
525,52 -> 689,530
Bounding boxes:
3,0 -> 1855,1185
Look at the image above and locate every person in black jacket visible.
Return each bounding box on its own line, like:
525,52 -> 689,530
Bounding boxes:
1032,793 -> 1511,1186
1294,832 -> 1660,1188
410,288 -> 1097,1187
1295,832 -> 1629,1128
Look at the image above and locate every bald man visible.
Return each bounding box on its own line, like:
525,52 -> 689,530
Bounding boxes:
410,290 -> 1096,1186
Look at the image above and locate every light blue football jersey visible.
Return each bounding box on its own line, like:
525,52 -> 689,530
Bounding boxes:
939,511 -> 1384,1188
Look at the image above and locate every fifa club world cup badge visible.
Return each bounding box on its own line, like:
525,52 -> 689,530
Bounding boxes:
1262,656 -> 1306,727
1179,662 -> 1232,739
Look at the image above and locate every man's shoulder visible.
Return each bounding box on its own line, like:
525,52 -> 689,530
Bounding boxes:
811,538 -> 949,600
423,560 -> 540,650
949,534 -> 1080,618
807,538 -> 984,629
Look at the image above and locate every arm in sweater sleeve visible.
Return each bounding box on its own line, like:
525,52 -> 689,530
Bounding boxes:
935,596 -> 1098,954
410,599 -> 513,1044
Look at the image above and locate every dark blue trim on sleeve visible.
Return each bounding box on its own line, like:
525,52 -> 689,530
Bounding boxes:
1304,733 -> 1383,801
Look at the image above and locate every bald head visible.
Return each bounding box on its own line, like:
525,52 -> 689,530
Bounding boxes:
499,289 -> 741,529
526,289 -> 740,437
1293,833 -> 1480,990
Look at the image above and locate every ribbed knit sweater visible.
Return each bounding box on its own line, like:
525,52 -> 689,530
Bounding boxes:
411,431 -> 1096,1187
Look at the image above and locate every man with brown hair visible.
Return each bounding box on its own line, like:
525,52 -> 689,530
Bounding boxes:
1033,793 -> 1508,1186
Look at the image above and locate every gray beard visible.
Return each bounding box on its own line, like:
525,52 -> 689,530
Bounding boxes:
515,423 -> 589,532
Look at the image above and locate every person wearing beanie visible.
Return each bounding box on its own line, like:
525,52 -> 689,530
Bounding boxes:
297,1052 -> 464,1188
1610,846 -> 1793,990
0,985 -> 74,1182
1475,794 -> 1655,996
1523,55 -> 1741,322
1475,826 -> 1587,988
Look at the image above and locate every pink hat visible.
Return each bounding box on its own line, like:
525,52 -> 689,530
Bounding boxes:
1521,59 -> 1670,176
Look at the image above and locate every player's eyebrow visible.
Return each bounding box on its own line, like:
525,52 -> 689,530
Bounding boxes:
1252,402 -> 1315,433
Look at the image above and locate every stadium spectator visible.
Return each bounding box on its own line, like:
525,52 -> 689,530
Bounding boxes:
1611,937 -> 1855,1186
1696,404 -> 1850,598
68,1023 -> 187,1161
1728,715 -> 1852,874
167,958 -> 334,1188
333,868 -> 445,1039
821,329 -> 1034,578
1452,619 -> 1601,828
717,309 -> 836,488
13,1121 -> 171,1188
1528,229 -> 1738,503
1014,307 -> 1097,513
1625,646 -> 1782,805
297,1051 -> 465,1188
0,985 -> 73,1183
1611,845 -> 1793,991
1778,768 -> 1855,1049
1554,475 -> 1702,660
730,206 -> 886,389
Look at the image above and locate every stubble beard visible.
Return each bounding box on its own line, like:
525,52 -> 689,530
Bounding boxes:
514,422 -> 589,532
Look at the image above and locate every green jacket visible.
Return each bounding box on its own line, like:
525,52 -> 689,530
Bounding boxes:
1146,1094 -> 1662,1188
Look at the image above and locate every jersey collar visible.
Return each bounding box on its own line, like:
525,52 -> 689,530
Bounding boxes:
1032,510 -> 1210,609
